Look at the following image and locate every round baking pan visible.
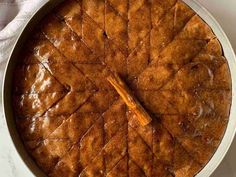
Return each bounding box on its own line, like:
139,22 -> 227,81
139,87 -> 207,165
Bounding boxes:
2,0 -> 236,177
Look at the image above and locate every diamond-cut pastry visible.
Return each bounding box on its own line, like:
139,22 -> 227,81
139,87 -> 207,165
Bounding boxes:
12,0 -> 231,176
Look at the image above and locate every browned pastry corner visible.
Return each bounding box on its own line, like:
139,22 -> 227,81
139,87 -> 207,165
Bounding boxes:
12,0 -> 231,177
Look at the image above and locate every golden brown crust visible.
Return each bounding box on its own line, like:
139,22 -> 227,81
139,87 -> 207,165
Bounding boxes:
128,0 -> 151,51
12,0 -> 232,177
105,2 -> 128,54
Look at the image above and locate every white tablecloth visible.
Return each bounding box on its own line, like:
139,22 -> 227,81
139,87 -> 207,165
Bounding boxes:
0,0 -> 235,176
0,0 -> 47,87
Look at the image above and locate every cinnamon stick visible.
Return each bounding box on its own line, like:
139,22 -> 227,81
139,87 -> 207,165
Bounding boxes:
107,73 -> 152,126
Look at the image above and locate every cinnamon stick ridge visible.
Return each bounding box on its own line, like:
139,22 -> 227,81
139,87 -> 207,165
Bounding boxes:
107,73 -> 152,126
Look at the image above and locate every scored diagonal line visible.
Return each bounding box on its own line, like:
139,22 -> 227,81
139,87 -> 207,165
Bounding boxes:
128,125 -> 150,177
35,90 -> 97,143
23,0 -> 221,174
48,96 -> 121,174
124,2 -> 210,167
105,154 -> 126,175
129,124 -> 203,172
129,158 -> 148,177
106,0 -> 128,21
127,0 -> 178,57
27,32 -> 101,144
42,102 -> 102,174
57,10 -> 128,82
19,60 -> 68,93
37,7 -> 128,174
16,57 -> 68,120
40,31 -> 99,91
75,101 -> 126,175
155,37 -> 215,92
67,2 -> 195,174
128,36 -> 217,93
82,11 -> 128,57
130,13 -> 197,83
68,0 -> 186,175
163,123 -> 205,167
81,8 -> 128,57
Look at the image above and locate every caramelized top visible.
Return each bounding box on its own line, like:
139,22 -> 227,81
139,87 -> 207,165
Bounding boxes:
12,0 -> 231,177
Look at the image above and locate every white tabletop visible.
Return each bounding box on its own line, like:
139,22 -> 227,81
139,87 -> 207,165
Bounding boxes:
0,0 -> 236,176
